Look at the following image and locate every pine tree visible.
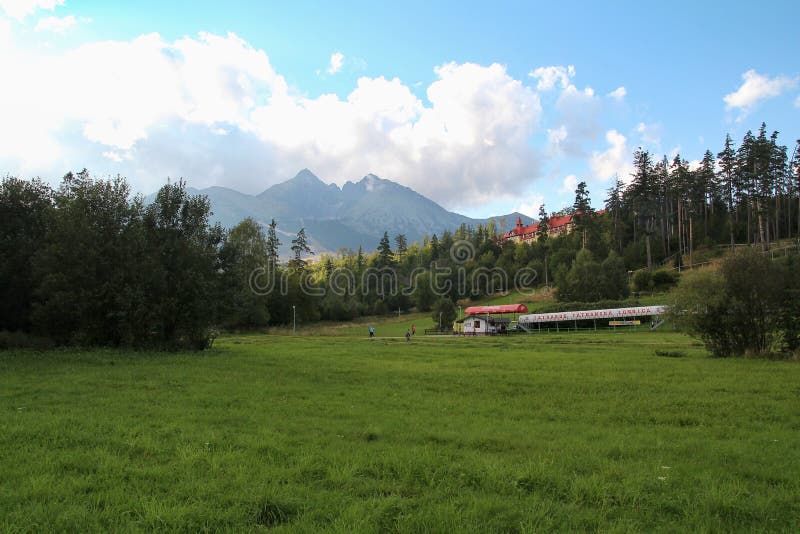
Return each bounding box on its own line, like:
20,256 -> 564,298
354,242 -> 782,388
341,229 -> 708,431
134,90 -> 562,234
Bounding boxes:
604,177 -> 624,253
290,228 -> 312,269
394,234 -> 408,261
536,204 -> 549,241
717,133 -> 738,246
377,231 -> 394,267
266,218 -> 281,268
572,180 -> 593,249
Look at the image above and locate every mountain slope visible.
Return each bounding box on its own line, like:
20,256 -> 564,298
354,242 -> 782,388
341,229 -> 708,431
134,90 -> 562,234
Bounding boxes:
145,170 -> 534,255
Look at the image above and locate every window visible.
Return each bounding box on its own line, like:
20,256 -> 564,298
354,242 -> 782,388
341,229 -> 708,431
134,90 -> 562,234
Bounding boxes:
474,321 -> 481,328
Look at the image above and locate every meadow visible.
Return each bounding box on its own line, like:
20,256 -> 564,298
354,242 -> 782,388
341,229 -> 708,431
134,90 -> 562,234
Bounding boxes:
1,330 -> 798,532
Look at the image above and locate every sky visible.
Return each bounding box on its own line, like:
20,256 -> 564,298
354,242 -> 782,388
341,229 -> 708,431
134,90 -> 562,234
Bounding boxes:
1,0 -> 799,219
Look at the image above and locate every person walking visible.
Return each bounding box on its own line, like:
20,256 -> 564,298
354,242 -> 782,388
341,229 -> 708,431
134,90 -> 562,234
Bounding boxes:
411,324 -> 416,336
369,326 -> 375,339
405,329 -> 411,342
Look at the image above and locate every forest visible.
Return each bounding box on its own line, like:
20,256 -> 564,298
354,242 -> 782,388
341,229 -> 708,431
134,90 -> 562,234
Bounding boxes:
1,123 -> 799,350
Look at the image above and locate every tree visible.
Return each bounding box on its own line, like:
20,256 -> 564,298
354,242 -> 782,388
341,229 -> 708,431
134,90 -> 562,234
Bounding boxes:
140,179 -> 223,350
32,171 -> 145,346
0,177 -> 52,332
717,133 -> 738,246
572,180 -> 594,249
266,218 -> 281,268
377,231 -> 394,267
536,204 -> 549,241
600,250 -> 630,300
605,177 -> 624,253
628,148 -> 656,269
218,218 -> 270,329
394,233 -> 408,261
290,228 -> 312,269
669,248 -> 784,357
556,249 -> 603,302
431,298 -> 457,330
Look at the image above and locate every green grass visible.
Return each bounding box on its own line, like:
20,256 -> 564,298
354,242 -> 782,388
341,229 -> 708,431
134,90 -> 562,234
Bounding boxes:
1,332 -> 799,532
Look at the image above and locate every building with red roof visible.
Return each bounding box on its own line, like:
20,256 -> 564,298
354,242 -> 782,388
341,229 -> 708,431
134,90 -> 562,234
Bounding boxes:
501,210 -> 605,244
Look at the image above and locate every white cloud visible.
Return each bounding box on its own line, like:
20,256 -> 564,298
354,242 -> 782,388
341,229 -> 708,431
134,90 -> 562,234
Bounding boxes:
529,65 -> 575,91
34,14 -> 75,33
102,151 -> 123,163
0,0 -> 62,21
0,31 -> 545,206
513,193 -> 544,218
590,129 -> 633,183
327,51 -> 344,75
559,174 -> 578,194
636,122 -> 662,149
607,86 -> 626,101
795,95 -> 800,108
723,69 -> 797,111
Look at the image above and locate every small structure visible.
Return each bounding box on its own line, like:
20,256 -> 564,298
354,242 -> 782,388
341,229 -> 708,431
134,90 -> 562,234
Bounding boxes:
460,304 -> 528,335
518,305 -> 667,331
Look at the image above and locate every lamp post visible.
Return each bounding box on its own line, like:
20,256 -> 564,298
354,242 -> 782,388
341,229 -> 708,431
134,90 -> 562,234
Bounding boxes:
292,305 -> 296,335
439,311 -> 443,331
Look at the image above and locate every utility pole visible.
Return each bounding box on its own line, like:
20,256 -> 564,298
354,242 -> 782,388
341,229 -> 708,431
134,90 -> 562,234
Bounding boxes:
292,305 -> 296,335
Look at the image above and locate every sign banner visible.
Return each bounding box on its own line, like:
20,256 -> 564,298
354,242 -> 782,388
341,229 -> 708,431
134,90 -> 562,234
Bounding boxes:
519,305 -> 667,324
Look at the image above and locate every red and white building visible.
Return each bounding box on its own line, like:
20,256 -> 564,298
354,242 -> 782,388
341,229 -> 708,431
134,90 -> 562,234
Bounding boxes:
501,210 -> 604,244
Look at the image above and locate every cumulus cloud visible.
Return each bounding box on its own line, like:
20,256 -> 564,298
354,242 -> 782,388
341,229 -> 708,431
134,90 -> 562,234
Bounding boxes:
326,51 -> 344,74
34,14 -> 75,33
0,30 -> 545,207
607,86 -> 626,101
0,0 -> 62,21
724,69 -> 797,111
559,174 -> 578,194
529,65 -> 575,91
513,193 -> 544,218
590,129 -> 633,183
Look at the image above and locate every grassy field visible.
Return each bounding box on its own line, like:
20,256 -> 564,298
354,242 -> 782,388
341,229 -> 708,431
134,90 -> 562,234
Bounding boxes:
1,331 -> 799,532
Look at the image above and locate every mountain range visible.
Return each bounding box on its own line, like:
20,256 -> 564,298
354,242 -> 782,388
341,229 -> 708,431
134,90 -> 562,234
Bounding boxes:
148,170 -> 533,257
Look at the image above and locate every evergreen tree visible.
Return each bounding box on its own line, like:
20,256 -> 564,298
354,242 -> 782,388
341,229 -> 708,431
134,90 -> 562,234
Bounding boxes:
536,204 -> 549,241
377,231 -> 394,267
717,133 -> 738,246
266,218 -> 281,268
394,233 -> 408,260
290,228 -> 312,269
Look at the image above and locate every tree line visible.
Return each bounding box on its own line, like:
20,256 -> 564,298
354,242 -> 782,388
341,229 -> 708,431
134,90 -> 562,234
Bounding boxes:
1,121 -> 797,350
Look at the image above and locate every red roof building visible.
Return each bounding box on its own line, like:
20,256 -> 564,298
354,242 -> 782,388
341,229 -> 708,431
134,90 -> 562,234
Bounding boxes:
501,210 -> 605,243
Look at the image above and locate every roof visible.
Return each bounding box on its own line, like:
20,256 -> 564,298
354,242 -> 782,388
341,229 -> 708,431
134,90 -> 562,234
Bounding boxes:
464,304 -> 529,315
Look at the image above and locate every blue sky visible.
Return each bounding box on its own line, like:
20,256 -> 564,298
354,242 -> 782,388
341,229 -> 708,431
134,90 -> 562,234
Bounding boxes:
1,0 -> 798,219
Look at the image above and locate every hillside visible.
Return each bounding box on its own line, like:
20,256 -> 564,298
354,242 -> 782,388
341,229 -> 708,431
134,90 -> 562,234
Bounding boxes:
146,170 -> 533,256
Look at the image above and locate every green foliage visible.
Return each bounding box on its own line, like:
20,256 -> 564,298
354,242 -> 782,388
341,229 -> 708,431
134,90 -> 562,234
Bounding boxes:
632,268 -> 677,293
431,298 -> 456,328
218,218 -> 270,330
0,176 -> 53,332
669,249 -> 790,357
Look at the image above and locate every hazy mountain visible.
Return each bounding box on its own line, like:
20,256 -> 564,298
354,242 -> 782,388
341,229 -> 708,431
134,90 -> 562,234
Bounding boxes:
146,169 -> 533,256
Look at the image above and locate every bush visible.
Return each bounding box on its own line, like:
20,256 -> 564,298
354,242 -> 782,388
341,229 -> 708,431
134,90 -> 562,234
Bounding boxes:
632,270 -> 652,292
669,248 -> 787,358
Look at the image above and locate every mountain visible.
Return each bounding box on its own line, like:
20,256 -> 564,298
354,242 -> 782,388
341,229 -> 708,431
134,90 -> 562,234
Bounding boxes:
146,170 -> 533,257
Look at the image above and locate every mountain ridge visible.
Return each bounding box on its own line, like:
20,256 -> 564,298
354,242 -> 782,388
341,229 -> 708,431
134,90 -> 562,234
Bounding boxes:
147,170 -> 534,256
